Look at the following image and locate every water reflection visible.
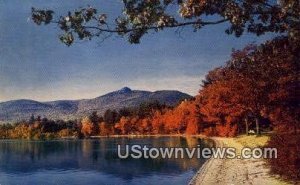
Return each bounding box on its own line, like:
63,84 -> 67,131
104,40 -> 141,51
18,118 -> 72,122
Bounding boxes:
0,137 -> 213,185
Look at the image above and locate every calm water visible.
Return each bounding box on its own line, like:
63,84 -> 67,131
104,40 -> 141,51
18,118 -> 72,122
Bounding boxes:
0,137 -> 212,185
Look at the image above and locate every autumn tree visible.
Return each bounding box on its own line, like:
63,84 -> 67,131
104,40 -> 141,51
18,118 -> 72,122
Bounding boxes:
99,122 -> 112,136
229,37 -> 298,135
103,109 -> 120,125
88,111 -> 102,134
184,101 -> 201,135
249,38 -> 299,134
0,124 -> 12,139
115,117 -> 133,134
151,110 -> 166,134
89,111 -> 103,125
198,36 -> 299,136
197,79 -> 242,136
139,118 -> 152,134
81,117 -> 95,137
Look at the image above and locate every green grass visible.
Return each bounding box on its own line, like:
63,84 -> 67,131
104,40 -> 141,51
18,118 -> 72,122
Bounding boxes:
234,134 -> 270,148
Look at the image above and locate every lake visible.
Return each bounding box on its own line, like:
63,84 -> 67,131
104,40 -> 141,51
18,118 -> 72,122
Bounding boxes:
0,137 -> 212,185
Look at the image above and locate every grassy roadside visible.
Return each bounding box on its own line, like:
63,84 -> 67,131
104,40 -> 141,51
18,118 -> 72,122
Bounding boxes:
231,134 -> 293,185
234,134 -> 270,148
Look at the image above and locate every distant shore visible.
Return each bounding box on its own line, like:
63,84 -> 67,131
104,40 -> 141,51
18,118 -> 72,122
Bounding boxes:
0,134 -> 208,141
59,134 -> 208,139
189,135 -> 292,185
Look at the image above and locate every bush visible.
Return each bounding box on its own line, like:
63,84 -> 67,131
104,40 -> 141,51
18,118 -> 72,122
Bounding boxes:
267,133 -> 300,181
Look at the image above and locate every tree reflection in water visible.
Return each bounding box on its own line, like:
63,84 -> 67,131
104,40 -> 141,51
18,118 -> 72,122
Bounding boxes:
0,137 -> 213,185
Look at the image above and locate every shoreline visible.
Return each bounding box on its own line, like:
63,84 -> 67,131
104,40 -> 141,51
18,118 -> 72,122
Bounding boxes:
188,138 -> 223,185
0,134 -> 208,140
0,134 -> 294,184
189,136 -> 292,185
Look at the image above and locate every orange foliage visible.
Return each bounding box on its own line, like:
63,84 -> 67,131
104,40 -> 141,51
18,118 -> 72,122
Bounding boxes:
99,122 -> 111,136
79,37 -> 298,142
81,117 -> 94,137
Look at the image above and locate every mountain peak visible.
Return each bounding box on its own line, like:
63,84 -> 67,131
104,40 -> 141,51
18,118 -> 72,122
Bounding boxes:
117,87 -> 132,93
0,88 -> 192,123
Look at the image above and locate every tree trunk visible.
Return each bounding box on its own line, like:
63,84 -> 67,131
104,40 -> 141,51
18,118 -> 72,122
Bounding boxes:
245,117 -> 249,135
255,117 -> 260,135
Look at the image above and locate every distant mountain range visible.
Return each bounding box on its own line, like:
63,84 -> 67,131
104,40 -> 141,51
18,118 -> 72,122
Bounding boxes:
0,87 -> 192,123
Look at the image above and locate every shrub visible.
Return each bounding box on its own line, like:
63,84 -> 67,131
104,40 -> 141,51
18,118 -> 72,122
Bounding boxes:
267,133 -> 300,181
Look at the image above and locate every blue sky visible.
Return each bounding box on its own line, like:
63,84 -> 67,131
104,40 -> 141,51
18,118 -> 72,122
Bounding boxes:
0,0 -> 275,102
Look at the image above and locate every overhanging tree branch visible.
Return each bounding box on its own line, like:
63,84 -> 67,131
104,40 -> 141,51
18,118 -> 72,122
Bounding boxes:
73,19 -> 229,33
31,0 -> 299,46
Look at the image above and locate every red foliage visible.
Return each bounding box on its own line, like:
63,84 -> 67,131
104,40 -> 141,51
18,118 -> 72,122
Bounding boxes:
93,37 -> 298,140
267,134 -> 300,181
